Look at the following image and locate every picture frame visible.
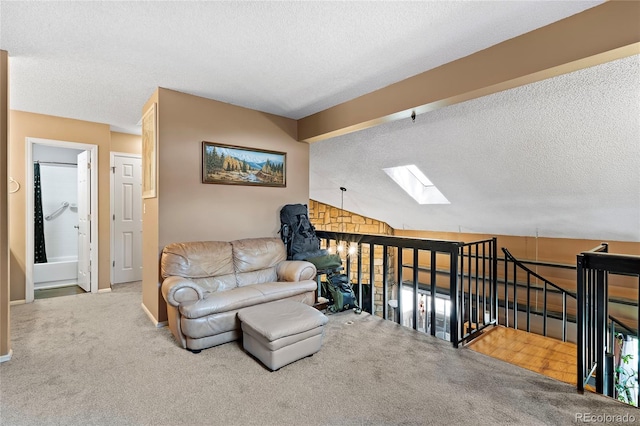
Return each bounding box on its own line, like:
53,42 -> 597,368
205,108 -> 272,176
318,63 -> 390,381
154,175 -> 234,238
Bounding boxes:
202,141 -> 286,187
142,103 -> 157,198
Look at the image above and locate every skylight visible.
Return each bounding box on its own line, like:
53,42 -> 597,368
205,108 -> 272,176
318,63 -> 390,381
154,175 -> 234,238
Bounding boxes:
383,165 -> 450,205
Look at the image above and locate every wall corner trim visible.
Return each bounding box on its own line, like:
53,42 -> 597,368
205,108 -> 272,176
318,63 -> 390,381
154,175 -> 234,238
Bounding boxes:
141,302 -> 166,328
0,349 -> 13,363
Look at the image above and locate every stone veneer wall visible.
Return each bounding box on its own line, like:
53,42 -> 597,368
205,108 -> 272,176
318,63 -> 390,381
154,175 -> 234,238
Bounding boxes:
308,199 -> 395,317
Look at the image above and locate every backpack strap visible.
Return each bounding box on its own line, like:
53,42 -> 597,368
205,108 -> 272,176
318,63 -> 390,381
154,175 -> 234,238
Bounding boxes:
279,223 -> 291,256
297,214 -> 315,238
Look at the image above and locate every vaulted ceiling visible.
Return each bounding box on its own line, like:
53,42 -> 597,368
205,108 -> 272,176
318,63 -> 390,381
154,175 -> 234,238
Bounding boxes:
1,1 -> 638,241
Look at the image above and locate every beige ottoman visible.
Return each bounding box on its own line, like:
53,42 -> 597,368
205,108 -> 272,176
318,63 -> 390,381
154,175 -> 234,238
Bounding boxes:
238,300 -> 328,371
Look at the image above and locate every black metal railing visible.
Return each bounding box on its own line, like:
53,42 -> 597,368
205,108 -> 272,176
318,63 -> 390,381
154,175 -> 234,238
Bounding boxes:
502,248 -> 576,342
577,243 -> 640,399
314,229 -> 639,402
314,231 -> 498,347
456,239 -> 499,345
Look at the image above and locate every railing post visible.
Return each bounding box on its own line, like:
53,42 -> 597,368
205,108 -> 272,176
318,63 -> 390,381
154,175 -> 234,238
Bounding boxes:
492,238 -> 498,324
595,269 -> 606,394
475,243 -> 479,332
356,243 -> 363,310
504,251 -> 509,328
467,244 -> 472,335
382,245 -> 388,320
430,250 -> 436,336
526,272 -> 531,333
459,248 -> 465,338
369,243 -> 375,316
589,265 -> 595,391
397,248 -> 403,326
482,242 -> 487,324
413,248 -> 419,331
605,354 -> 614,397
513,260 -> 518,330
562,292 -> 567,342
450,246 -> 459,347
543,282 -> 548,336
577,254 -> 585,392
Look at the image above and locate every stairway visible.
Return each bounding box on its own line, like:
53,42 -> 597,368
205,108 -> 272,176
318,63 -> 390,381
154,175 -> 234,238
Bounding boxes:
466,325 -> 577,385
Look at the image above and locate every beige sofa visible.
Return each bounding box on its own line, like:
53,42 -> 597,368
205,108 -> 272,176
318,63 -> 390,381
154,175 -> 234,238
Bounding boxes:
160,237 -> 317,352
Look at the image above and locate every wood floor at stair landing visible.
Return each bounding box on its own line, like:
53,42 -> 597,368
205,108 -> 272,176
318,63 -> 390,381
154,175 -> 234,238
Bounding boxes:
467,326 -> 577,385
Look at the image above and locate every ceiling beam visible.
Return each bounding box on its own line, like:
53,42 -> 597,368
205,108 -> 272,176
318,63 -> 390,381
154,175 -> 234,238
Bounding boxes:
298,0 -> 640,143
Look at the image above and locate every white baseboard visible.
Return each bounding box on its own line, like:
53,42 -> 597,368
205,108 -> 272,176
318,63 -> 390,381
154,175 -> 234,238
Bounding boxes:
0,349 -> 13,363
141,302 -> 167,328
10,300 -> 25,306
98,288 -> 112,294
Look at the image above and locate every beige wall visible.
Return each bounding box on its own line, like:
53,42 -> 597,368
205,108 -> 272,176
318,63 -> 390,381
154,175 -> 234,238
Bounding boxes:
8,111 -> 112,301
141,88 -> 310,323
110,131 -> 141,155
1,50 -> 10,359
141,90 -> 160,322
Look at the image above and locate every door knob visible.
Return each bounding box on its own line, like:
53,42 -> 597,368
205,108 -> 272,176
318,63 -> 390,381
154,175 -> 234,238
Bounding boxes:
74,225 -> 79,229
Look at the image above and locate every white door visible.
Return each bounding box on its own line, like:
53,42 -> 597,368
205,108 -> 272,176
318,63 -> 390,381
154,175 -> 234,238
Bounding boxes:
113,155 -> 142,283
77,151 -> 91,292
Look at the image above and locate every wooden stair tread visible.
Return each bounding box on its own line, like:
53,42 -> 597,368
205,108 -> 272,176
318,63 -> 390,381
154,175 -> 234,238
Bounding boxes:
467,326 -> 577,385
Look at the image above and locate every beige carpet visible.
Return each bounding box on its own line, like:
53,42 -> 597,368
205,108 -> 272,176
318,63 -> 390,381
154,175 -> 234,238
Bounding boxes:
1,282 -> 635,425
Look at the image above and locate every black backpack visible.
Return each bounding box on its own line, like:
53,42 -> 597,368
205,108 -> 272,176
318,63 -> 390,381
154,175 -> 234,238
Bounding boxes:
279,204 -> 325,260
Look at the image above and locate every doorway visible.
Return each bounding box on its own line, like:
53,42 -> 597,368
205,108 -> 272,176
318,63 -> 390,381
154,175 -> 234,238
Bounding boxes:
110,152 -> 142,284
25,138 -> 98,303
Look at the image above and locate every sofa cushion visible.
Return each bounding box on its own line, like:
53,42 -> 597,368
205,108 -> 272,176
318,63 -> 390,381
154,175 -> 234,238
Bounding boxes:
180,286 -> 263,319
181,310 -> 240,339
232,238 -> 286,288
236,268 -> 278,288
189,274 -> 237,294
253,281 -> 318,303
178,280 -> 317,319
161,241 -> 235,280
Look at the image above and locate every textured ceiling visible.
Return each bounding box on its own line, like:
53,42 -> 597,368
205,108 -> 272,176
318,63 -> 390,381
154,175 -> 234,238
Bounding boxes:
310,54 -> 640,242
2,1 -> 638,242
1,1 -> 603,132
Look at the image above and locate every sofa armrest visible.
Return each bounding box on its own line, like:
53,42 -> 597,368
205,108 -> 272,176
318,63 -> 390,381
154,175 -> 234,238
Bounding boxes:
161,276 -> 205,307
276,260 -> 317,282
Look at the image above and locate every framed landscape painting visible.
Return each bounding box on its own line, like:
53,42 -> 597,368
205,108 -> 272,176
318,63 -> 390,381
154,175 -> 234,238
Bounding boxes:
201,141 -> 286,187
142,103 -> 157,198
